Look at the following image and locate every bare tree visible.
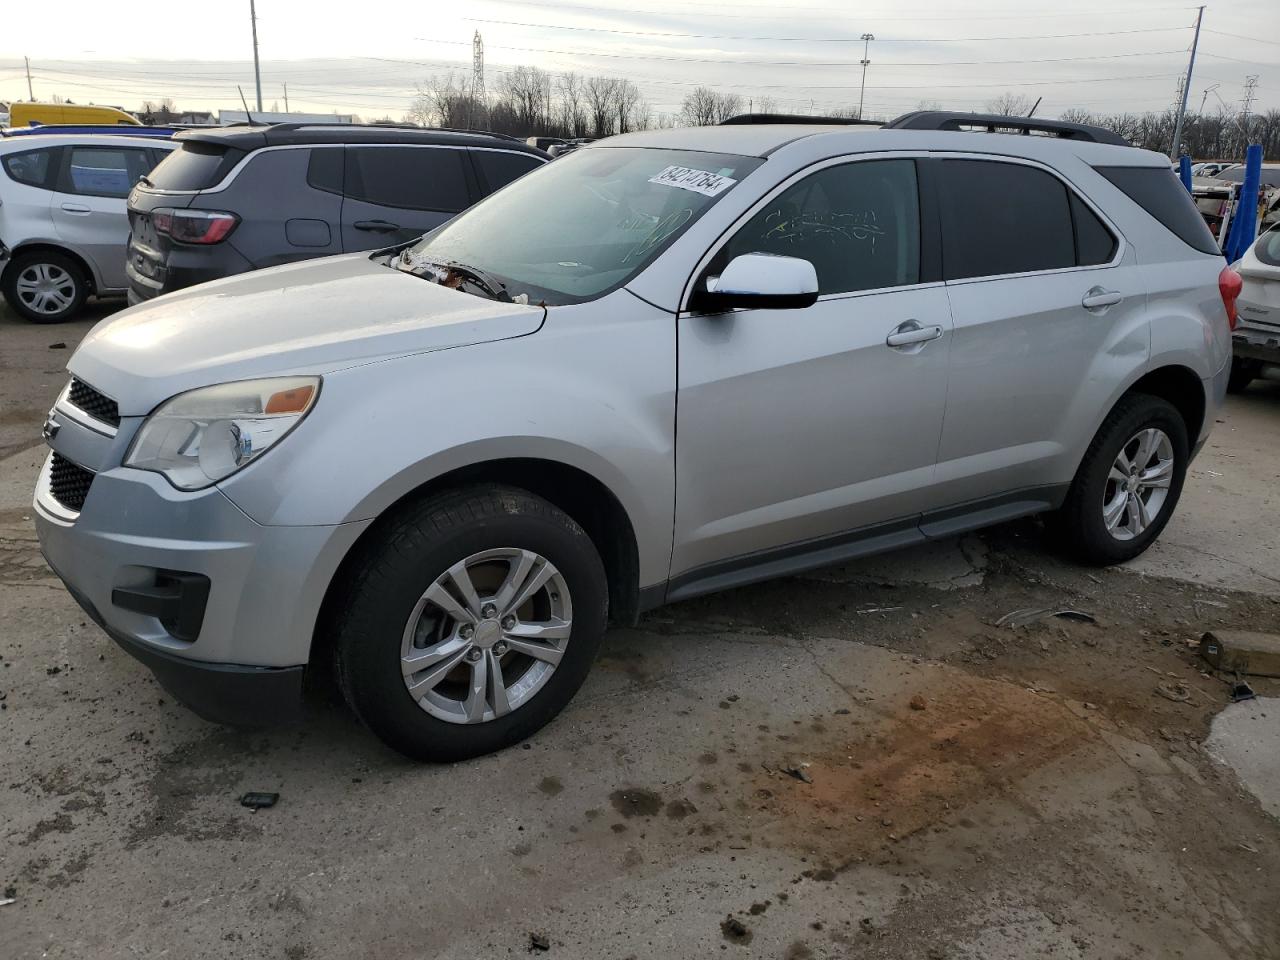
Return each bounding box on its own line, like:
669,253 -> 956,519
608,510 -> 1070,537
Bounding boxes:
984,93 -> 1034,116
556,72 -> 587,138
498,66 -> 552,133
754,95 -> 778,114
680,87 -> 741,126
410,73 -> 481,129
584,75 -> 619,138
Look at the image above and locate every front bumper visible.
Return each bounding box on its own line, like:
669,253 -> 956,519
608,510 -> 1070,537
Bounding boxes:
34,438 -> 370,725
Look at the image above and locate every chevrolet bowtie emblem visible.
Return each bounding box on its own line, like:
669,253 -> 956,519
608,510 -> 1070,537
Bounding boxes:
42,415 -> 59,443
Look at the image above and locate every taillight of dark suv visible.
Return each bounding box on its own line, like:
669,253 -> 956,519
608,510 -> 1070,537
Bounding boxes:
152,208 -> 239,245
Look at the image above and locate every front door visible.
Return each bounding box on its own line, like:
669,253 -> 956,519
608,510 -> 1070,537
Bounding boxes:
340,145 -> 476,251
673,157 -> 953,581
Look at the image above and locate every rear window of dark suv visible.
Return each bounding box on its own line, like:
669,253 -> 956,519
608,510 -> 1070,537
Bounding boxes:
1095,165 -> 1220,256
144,142 -> 246,192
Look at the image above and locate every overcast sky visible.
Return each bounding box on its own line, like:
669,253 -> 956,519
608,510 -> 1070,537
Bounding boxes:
1,0 -> 1277,121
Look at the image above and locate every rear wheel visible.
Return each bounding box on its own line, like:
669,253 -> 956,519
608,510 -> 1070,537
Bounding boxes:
330,484 -> 608,762
1227,357 -> 1260,394
1049,393 -> 1188,565
1,250 -> 89,323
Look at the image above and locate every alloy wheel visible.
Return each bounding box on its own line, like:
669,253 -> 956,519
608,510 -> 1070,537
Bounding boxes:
1102,427 -> 1174,541
400,547 -> 573,724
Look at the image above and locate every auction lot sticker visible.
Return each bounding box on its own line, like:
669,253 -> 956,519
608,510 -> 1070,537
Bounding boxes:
649,165 -> 737,196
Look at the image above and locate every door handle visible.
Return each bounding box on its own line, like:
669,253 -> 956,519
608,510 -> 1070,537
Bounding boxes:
60,202 -> 91,214
886,321 -> 944,348
353,219 -> 400,232
1081,287 -> 1123,310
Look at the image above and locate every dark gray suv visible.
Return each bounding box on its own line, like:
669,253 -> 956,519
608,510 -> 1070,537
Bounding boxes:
125,124 -> 547,303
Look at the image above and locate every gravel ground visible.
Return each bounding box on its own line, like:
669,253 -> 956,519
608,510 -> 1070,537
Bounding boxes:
1,297 -> 1277,959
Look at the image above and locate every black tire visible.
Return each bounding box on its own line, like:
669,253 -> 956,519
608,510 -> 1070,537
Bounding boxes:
329,484 -> 608,762
1049,393 -> 1189,565
1,250 -> 89,323
1226,358 -> 1259,394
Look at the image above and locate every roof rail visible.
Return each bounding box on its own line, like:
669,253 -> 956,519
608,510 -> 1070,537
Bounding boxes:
882,111 -> 1128,147
721,113 -> 879,127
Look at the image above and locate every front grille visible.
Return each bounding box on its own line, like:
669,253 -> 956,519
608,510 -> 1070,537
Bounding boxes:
67,378 -> 121,428
48,453 -> 95,513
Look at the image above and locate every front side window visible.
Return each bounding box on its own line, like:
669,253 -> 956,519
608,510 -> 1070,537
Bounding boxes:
938,159 -> 1076,280
406,147 -> 762,304
473,150 -> 543,194
64,146 -> 152,198
715,158 -> 921,296
346,146 -> 471,213
2,148 -> 56,188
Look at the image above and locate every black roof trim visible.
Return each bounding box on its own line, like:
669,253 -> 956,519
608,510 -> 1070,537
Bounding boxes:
174,123 -> 546,154
882,111 -> 1129,147
721,113 -> 879,127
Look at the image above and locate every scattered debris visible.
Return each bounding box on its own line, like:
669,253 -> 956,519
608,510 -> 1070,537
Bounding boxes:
1237,841 -> 1259,854
720,915 -> 752,945
239,792 -> 280,811
528,932 -> 551,952
1154,681 -> 1191,703
782,763 -> 813,784
1229,678 -> 1257,703
48,342 -> 67,350
996,607 -> 1096,629
45,666 -> 61,676
856,606 -> 903,615
0,897 -> 14,908
860,917 -> 877,935
909,694 -> 927,711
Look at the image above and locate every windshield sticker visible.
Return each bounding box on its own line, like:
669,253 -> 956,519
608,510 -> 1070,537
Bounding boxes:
648,165 -> 737,197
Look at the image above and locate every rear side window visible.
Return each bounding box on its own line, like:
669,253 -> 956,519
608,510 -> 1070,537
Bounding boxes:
2,148 -> 57,188
345,146 -> 471,212
937,159 -> 1075,280
307,147 -> 343,194
1095,165 -> 1219,255
473,150 -> 543,194
145,142 -> 245,192
63,146 -> 152,198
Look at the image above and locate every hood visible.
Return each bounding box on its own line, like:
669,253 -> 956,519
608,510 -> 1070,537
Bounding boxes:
69,253 -> 545,415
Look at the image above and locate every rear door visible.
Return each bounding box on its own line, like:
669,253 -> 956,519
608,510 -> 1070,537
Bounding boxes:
926,156 -> 1148,515
50,142 -> 156,290
340,145 -> 478,250
0,145 -> 61,246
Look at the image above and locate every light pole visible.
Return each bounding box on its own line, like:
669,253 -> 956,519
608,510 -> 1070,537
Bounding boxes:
858,33 -> 874,120
1169,5 -> 1203,159
249,0 -> 263,113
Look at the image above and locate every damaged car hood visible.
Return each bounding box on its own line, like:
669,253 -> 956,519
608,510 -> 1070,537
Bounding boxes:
68,253 -> 545,416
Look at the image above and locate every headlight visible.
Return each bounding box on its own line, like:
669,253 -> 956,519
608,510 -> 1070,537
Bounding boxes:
125,377 -> 319,490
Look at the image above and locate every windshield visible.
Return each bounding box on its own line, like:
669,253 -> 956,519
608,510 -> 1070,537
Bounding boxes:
404,146 -> 763,304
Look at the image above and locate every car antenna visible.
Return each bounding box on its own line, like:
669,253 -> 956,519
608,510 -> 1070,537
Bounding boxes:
237,84 -> 256,125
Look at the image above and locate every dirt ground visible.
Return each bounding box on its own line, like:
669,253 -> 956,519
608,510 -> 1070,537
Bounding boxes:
0,298 -> 1278,959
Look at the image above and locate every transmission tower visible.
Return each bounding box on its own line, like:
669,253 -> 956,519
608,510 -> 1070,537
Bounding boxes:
1240,74 -> 1259,139
470,31 -> 487,130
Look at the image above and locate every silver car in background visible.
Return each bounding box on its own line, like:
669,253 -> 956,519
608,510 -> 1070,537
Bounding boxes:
34,113 -> 1235,761
0,133 -> 174,322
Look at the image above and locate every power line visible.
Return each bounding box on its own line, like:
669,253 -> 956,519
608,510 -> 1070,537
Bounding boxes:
1203,29 -> 1280,48
464,16 -> 1192,44
475,0 -> 1200,20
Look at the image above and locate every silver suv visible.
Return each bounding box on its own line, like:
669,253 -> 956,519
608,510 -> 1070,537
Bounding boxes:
34,113 -> 1235,761
0,134 -> 175,322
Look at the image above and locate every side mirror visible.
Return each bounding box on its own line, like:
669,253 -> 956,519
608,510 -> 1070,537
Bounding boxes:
692,253 -> 819,312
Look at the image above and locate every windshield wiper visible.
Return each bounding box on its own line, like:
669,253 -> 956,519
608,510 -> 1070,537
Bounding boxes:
399,254 -> 512,303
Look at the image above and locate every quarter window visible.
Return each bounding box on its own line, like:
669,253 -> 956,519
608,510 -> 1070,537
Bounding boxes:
937,159 -> 1076,280
717,159 -> 921,296
1070,193 -> 1118,266
345,146 -> 471,212
2,148 -> 56,188
63,146 -> 153,198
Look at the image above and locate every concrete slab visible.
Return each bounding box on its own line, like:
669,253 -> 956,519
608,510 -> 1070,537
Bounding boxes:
1207,696 -> 1280,820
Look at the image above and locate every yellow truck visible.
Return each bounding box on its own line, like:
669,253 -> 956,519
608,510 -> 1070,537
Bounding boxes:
7,102 -> 141,127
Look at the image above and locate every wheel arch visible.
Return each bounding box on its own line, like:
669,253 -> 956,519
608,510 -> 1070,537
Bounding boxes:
1121,363 -> 1206,447
310,456 -> 645,677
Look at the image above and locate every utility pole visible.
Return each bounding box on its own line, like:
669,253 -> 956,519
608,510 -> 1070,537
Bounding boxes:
858,34 -> 874,120
283,82 -> 289,112
1241,74 -> 1259,139
249,0 -> 263,113
24,56 -> 33,100
1198,83 -> 1219,116
1169,5 -> 1203,159
470,31 -> 487,130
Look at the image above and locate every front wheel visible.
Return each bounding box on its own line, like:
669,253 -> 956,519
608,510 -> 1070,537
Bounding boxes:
330,484 -> 608,762
1049,393 -> 1189,565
